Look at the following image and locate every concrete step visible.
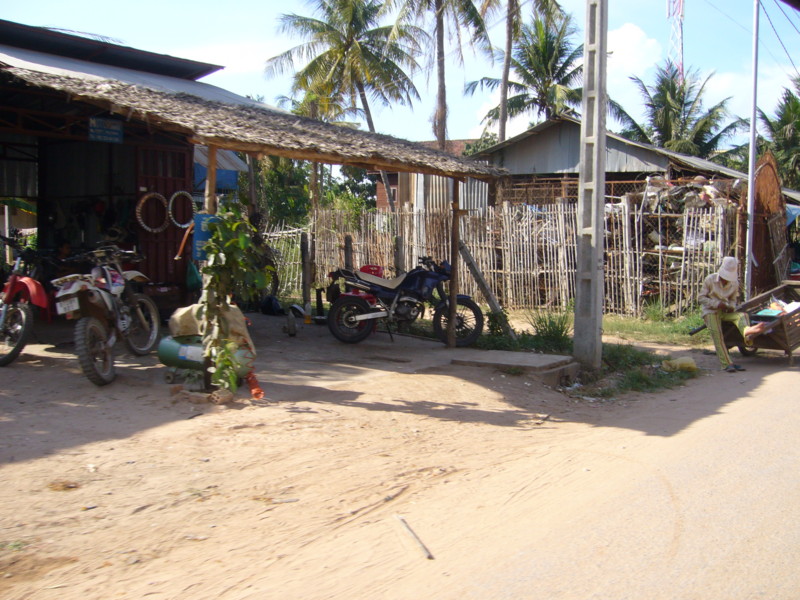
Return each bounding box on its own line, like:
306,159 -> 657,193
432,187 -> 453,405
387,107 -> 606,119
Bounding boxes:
450,349 -> 580,387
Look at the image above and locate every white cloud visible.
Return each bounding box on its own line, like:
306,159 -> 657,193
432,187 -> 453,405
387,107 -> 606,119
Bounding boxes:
606,23 -> 662,126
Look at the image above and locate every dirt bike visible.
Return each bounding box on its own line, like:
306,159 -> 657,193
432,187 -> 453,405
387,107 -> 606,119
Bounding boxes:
52,245 -> 161,385
325,256 -> 484,347
0,233 -> 50,366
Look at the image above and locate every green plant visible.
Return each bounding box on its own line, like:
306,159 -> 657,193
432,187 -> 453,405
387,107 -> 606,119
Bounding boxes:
200,204 -> 273,391
526,309 -> 573,352
486,308 -> 511,337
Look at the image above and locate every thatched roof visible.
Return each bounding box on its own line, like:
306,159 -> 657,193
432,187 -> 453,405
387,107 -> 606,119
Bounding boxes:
6,67 -> 505,181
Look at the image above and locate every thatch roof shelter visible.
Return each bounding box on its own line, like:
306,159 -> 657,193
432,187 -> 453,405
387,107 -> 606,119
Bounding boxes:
4,66 -> 505,182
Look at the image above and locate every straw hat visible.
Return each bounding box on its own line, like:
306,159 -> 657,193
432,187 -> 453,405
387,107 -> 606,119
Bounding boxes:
718,256 -> 739,283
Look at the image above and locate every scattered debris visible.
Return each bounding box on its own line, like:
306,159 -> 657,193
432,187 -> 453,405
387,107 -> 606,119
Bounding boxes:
47,481 -> 80,492
395,514 -> 434,560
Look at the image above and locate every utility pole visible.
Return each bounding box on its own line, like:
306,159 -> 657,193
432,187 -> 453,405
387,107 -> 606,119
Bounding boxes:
573,0 -> 608,371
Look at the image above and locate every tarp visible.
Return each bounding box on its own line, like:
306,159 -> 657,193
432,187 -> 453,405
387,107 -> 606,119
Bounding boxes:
787,204 -> 800,226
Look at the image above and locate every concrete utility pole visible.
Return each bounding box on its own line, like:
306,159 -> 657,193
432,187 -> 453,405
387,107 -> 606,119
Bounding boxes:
573,0 -> 608,370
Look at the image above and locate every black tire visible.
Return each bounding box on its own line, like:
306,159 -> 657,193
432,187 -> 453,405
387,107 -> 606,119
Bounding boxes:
0,303 -> 33,367
737,344 -> 758,357
433,298 -> 484,347
75,317 -> 115,386
327,296 -> 374,344
124,293 -> 161,355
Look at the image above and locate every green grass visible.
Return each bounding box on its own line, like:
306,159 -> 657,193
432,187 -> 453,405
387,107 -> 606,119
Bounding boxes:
601,308 -> 709,347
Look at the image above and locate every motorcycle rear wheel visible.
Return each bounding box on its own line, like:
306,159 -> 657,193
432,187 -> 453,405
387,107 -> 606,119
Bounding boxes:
0,303 -> 33,367
432,298 -> 484,347
327,296 -> 374,343
124,293 -> 161,355
75,317 -> 116,386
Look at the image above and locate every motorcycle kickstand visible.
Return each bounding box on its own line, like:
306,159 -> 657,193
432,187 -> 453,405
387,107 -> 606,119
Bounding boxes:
385,322 -> 394,342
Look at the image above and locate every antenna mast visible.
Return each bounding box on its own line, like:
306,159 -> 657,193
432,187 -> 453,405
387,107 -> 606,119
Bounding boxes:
667,0 -> 685,80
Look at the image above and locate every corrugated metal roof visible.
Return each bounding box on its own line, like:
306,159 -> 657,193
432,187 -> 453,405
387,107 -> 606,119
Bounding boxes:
0,18 -> 221,80
193,146 -> 248,172
476,116 -> 799,205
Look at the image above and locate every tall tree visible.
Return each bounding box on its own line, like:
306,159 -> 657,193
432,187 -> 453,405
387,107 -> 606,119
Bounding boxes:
266,0 -> 424,211
465,13 -> 582,126
758,76 -> 800,189
613,62 -> 746,158
386,0 -> 495,150
492,0 -> 565,141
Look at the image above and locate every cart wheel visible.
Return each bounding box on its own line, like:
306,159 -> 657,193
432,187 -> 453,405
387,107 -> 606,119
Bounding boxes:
165,371 -> 176,384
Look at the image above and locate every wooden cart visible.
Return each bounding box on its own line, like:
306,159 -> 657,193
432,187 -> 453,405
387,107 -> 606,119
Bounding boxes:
736,280 -> 800,365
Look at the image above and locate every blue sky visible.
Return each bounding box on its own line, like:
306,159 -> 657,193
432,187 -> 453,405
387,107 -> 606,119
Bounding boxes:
3,1 -> 799,146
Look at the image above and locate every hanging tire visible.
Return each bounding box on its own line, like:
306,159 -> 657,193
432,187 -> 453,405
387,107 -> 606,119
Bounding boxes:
327,296 -> 375,344
124,293 -> 161,355
433,298 -> 484,347
75,317 -> 116,386
0,303 -> 33,367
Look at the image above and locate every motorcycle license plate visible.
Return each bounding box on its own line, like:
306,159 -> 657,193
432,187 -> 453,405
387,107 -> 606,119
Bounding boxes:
56,297 -> 80,315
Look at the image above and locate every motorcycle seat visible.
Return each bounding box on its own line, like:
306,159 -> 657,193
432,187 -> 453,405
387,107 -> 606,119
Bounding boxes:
355,271 -> 407,290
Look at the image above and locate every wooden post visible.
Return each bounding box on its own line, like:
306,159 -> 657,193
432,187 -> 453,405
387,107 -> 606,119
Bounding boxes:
459,240 -> 516,340
301,232 -> 311,309
204,145 -> 218,215
447,179 -> 462,348
344,234 -> 354,271
394,235 -> 405,275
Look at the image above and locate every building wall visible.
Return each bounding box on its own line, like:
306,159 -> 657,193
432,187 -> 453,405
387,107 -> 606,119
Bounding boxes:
489,121 -> 669,176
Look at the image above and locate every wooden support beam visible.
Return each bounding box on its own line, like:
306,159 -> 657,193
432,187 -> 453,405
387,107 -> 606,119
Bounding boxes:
204,144 -> 218,215
447,179 -> 461,348
459,240 -> 516,340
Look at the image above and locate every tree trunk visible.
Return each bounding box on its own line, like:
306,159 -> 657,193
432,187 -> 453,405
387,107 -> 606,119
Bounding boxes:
434,0 -> 447,151
499,0 -> 517,142
358,82 -> 396,213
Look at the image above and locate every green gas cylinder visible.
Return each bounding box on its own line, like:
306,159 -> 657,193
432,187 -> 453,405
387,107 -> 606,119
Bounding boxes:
157,335 -> 251,377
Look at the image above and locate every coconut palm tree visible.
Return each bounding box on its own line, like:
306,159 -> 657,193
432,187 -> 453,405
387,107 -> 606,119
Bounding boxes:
385,0 -> 495,150
266,0 -> 425,211
613,62 -> 746,158
465,13 -> 583,126
485,0 -> 566,141
758,76 -> 800,188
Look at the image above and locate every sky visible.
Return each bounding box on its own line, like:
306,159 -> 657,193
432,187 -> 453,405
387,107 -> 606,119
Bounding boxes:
3,0 -> 800,147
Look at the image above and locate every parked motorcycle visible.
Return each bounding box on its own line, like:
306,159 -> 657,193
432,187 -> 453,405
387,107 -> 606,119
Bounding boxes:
325,256 -> 484,347
52,244 -> 161,385
0,233 -> 50,366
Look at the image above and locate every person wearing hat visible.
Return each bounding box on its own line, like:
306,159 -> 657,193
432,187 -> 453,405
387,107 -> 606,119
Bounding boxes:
698,256 -> 749,372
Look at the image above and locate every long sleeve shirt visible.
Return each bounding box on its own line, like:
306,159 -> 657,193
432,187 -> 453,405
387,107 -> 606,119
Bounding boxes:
698,273 -> 740,316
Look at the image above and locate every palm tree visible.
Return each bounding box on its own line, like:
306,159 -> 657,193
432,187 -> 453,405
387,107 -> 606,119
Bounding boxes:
465,13 -> 583,126
385,0 -> 495,150
613,62 -> 746,158
266,0 -> 425,211
758,77 -> 800,189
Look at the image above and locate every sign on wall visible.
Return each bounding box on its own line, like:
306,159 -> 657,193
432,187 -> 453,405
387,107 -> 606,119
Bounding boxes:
89,117 -> 123,143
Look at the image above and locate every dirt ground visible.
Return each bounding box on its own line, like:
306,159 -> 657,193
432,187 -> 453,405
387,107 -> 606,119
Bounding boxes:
1,314 -> 798,599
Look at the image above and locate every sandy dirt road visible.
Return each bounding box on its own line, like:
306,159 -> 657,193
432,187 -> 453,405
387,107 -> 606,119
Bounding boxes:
0,315 -> 798,599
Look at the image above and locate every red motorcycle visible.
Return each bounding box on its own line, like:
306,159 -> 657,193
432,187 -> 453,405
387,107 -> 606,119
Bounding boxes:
0,233 -> 50,366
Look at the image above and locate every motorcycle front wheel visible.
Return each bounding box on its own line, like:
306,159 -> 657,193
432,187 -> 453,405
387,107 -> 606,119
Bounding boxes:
327,296 -> 375,343
432,298 -> 484,347
124,293 -> 161,355
75,316 -> 116,386
0,303 -> 33,367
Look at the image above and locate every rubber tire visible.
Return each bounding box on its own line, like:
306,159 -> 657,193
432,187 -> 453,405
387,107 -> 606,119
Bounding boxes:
124,293 -> 161,355
75,317 -> 116,386
737,344 -> 758,357
432,298 -> 484,347
0,303 -> 33,367
327,296 -> 374,344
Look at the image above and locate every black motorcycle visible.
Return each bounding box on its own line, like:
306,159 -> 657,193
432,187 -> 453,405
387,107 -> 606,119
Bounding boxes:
325,256 -> 484,346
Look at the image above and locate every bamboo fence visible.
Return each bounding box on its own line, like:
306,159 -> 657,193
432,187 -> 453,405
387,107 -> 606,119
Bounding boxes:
267,202 -> 736,318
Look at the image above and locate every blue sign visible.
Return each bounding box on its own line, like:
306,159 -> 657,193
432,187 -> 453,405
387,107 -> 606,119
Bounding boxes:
89,117 -> 123,143
192,213 -> 220,261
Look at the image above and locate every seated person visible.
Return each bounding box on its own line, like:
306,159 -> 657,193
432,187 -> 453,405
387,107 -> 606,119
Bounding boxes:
698,257 -> 749,373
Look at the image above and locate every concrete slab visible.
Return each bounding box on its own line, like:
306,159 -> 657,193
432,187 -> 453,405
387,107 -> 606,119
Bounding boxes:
449,349 -> 574,372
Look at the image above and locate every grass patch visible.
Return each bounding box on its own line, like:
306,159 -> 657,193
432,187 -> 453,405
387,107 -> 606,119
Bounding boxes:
602,308 -> 708,347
